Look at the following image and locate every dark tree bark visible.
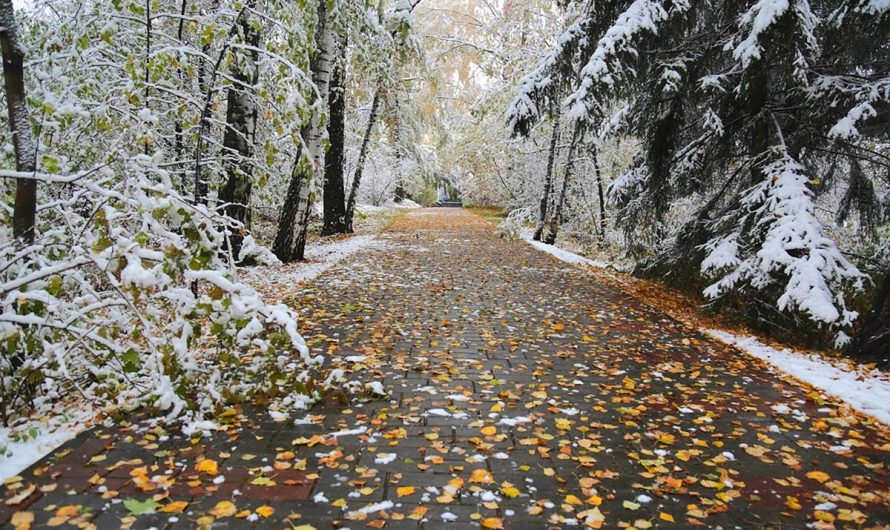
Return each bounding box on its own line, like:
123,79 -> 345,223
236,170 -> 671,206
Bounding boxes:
322,36 -> 348,236
849,270 -> 890,368
218,2 -> 259,262
344,88 -> 382,233
172,0 -> 188,172
0,0 -> 37,243
533,110 -> 560,241
273,0 -> 335,262
593,145 -> 607,246
544,124 -> 581,245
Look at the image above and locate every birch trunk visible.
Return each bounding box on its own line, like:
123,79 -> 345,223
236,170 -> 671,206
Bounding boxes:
218,3 -> 259,262
533,111 -> 560,241
544,124 -> 581,245
0,0 -> 37,243
344,88 -> 382,233
273,0 -> 335,262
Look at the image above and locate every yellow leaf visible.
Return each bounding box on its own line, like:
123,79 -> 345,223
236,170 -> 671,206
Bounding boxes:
481,426 -> 497,436
396,486 -> 416,497
805,471 -> 830,483
565,494 -> 583,506
501,485 -> 521,498
160,501 -> 188,513
470,469 -> 494,484
623,500 -> 641,511
481,517 -> 504,529
255,506 -> 275,518
555,418 -> 572,431
196,459 -> 218,475
292,526 -> 318,530
660,512 -> 675,522
785,496 -> 802,510
209,501 -> 237,518
553,323 -> 565,331
11,511 -> 34,530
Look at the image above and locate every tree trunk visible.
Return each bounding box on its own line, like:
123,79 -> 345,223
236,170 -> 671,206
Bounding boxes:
218,2 -> 259,262
533,111 -> 560,241
849,270 -> 890,368
322,36 -> 348,236
344,88 -> 382,233
1,0 -> 37,243
273,0 -> 335,262
193,0 -> 222,204
391,96 -> 406,203
544,124 -> 581,245
593,145 -> 607,246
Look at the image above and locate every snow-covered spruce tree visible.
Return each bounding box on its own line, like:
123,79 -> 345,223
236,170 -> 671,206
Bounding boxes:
519,0 -> 889,351
0,0 -> 328,426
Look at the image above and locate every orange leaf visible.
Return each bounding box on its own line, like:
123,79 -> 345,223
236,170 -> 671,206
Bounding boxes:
160,501 -> 188,513
196,459 -> 218,475
470,469 -> 494,484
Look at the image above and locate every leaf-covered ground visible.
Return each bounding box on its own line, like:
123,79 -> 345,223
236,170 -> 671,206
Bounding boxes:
2,209 -> 889,529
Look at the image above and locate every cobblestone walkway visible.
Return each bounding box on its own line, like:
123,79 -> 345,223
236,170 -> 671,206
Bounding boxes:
2,209 -> 889,529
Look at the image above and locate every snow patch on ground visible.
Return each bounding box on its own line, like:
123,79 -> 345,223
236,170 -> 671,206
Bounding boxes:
242,235 -> 385,297
523,235 -> 628,272
0,405 -> 95,481
375,453 -> 397,465
707,329 -> 890,425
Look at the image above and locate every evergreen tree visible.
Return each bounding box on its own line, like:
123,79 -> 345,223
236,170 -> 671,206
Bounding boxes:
511,0 -> 889,354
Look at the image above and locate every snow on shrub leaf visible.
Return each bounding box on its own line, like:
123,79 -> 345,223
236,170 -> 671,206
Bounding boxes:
0,165 -> 321,427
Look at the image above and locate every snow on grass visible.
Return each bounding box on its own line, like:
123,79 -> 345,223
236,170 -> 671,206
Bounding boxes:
523,235 -> 628,271
0,405 -> 95,481
706,329 -> 890,425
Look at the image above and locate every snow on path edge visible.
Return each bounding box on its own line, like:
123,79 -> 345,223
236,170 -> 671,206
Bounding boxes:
524,236 -> 890,426
706,330 -> 890,425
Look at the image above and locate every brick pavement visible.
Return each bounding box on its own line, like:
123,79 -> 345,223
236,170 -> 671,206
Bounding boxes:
2,208 -> 888,529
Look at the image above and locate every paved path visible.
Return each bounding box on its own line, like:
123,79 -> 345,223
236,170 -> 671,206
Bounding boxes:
2,209 -> 889,529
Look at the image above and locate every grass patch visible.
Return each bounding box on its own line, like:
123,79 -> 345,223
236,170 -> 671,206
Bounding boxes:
467,206 -> 508,223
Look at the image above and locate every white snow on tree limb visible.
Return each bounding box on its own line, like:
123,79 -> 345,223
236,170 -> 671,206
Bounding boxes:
702,151 -> 864,331
565,0 -> 690,122
506,16 -> 588,135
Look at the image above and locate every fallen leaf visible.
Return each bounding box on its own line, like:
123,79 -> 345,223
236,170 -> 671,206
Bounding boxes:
209,500 -> 237,517
481,517 -> 504,529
